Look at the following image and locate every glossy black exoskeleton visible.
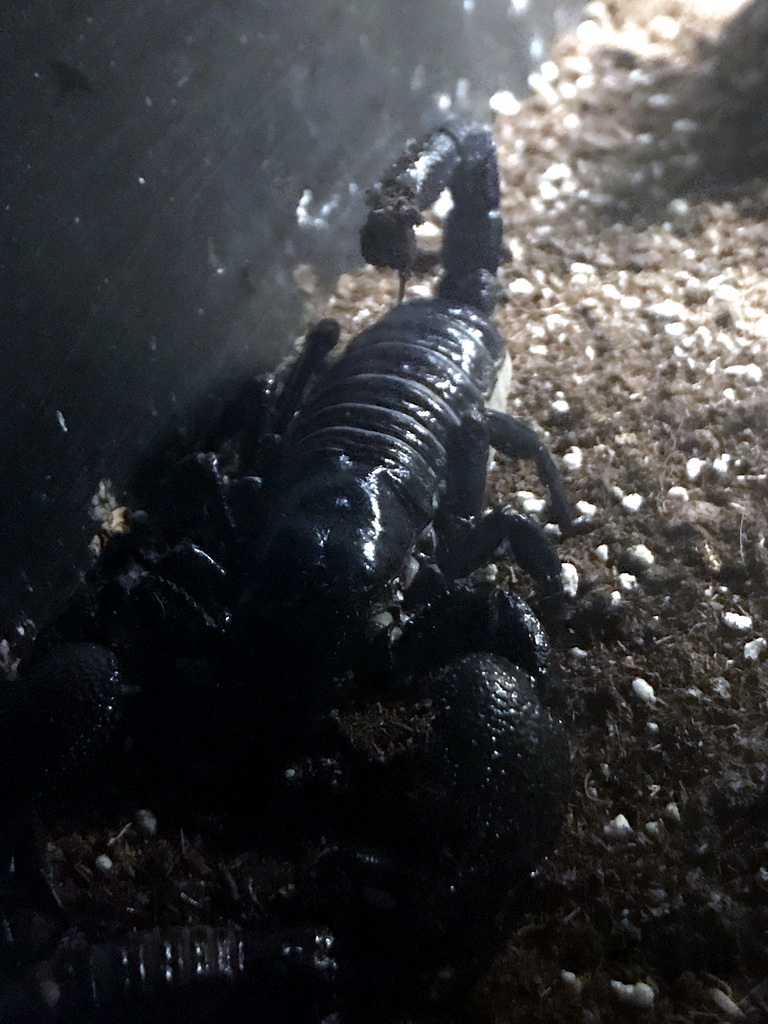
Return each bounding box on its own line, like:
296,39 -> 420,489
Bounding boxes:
233,126 -> 572,685
0,125 -> 574,1023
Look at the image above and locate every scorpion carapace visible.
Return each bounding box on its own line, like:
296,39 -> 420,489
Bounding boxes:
0,124 -> 575,1023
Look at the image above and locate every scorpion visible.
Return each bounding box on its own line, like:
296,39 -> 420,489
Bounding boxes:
0,124 -> 574,1022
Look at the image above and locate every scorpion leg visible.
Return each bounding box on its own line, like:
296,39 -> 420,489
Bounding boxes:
486,408 -> 574,529
432,414 -> 565,612
272,319 -> 340,435
137,450 -> 239,554
440,411 -> 489,522
441,506 -> 564,614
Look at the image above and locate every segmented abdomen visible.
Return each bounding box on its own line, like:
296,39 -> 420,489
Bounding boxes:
281,298 -> 503,513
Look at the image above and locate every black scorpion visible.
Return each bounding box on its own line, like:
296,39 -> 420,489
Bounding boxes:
0,125 -> 574,1023
238,127 -> 572,674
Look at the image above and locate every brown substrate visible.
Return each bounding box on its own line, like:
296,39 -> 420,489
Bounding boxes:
321,1 -> 768,1019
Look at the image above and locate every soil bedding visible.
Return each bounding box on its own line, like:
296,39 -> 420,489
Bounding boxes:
322,1 -> 768,1019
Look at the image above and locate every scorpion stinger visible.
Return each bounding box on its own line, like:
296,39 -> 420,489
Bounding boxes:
361,126 -> 504,308
361,126 -> 462,298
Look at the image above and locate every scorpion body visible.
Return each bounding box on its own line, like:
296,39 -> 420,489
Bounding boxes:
248,301 -> 507,663
243,126 -> 571,676
0,125 -> 575,1023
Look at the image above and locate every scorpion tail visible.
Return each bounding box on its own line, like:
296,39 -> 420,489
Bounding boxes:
361,125 -> 502,313
438,127 -> 503,315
